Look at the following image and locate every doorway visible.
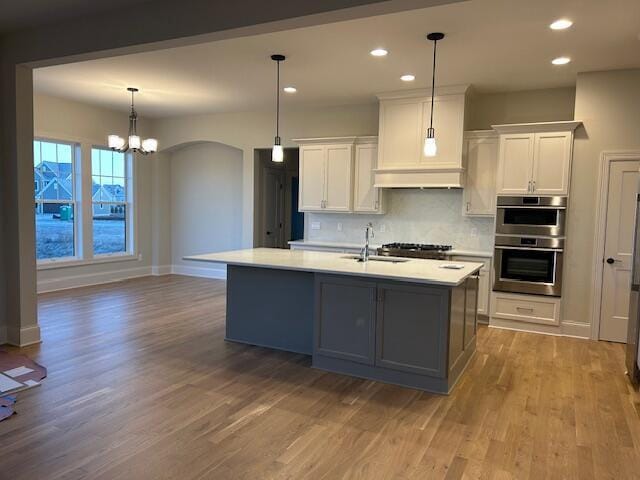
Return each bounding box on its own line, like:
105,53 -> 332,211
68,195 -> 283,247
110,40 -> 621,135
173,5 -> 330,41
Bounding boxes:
253,148 -> 303,248
595,155 -> 640,343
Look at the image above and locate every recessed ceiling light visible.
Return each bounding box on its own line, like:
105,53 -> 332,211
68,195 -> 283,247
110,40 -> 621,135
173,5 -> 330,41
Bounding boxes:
400,74 -> 415,82
370,48 -> 388,57
552,56 -> 571,65
550,19 -> 573,30
283,86 -> 297,93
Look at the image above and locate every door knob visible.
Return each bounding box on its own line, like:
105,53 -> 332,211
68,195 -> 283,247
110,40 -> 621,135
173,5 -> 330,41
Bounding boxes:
266,231 -> 272,235
606,257 -> 615,264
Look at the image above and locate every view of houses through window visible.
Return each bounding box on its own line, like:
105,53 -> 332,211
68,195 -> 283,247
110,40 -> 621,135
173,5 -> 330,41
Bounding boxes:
33,139 -> 133,262
91,148 -> 129,255
34,140 -> 76,260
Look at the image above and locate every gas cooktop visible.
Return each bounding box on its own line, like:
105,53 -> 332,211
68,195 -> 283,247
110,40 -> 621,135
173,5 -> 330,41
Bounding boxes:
377,243 -> 452,260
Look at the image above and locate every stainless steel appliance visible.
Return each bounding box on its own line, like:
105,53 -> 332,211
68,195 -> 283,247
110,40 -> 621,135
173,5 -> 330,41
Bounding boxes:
493,235 -> 564,297
377,243 -> 452,260
626,191 -> 640,386
496,196 -> 567,237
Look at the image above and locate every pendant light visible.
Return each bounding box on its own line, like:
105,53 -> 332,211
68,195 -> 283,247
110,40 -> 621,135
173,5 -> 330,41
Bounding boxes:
271,54 -> 285,163
424,32 -> 444,157
108,87 -> 158,155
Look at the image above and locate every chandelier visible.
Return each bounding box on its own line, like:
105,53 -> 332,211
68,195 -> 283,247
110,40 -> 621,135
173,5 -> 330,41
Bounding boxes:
108,87 -> 158,154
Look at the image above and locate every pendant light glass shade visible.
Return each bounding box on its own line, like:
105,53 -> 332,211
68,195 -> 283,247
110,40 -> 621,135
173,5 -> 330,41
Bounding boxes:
108,135 -> 125,150
272,144 -> 284,163
424,33 -> 444,158
129,135 -> 141,150
142,138 -> 158,153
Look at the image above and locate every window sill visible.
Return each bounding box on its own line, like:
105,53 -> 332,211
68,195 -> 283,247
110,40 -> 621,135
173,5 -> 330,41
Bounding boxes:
37,253 -> 141,271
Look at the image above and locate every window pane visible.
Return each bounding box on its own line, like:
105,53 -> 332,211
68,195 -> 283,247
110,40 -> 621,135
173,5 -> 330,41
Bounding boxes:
93,204 -> 126,255
92,149 -> 100,175
57,144 -> 72,164
100,149 -> 113,176
35,203 -> 75,260
113,153 -> 125,177
41,141 -> 57,162
34,141 -> 41,167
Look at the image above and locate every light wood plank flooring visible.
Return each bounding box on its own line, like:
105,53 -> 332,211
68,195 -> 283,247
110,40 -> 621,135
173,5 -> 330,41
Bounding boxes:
1,275 -> 640,479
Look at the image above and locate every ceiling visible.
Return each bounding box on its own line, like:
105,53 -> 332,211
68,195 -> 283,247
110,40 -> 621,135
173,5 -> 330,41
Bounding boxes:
33,0 -> 640,118
0,0 -> 154,33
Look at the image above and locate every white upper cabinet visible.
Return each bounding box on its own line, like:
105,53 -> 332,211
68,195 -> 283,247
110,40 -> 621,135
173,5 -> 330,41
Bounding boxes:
353,142 -> 384,213
463,131 -> 498,216
493,121 -> 581,196
375,86 -> 469,188
294,137 -> 383,214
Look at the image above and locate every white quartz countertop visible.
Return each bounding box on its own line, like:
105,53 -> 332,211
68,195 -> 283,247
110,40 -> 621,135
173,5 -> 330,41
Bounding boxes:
185,248 -> 483,286
288,240 -> 492,258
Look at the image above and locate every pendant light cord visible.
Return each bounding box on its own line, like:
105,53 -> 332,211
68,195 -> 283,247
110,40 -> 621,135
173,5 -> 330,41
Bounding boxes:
429,38 -> 437,130
276,59 -> 280,138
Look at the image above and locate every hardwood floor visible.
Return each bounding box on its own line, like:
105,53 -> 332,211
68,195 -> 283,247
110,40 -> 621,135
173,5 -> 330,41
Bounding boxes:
1,275 -> 640,479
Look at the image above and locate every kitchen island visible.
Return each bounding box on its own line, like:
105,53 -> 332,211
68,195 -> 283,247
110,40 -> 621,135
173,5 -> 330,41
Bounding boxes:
185,248 -> 483,394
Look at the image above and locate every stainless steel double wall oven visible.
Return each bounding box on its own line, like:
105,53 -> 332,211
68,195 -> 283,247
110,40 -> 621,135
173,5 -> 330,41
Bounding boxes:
493,196 -> 567,297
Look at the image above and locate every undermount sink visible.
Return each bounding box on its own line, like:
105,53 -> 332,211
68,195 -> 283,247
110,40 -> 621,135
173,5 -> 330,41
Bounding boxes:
342,255 -> 410,264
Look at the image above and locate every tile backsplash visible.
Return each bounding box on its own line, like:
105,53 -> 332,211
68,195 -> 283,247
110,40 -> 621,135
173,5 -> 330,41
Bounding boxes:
305,189 -> 495,251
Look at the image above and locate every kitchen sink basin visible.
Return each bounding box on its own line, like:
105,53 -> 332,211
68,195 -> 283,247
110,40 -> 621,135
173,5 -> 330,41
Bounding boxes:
342,255 -> 410,264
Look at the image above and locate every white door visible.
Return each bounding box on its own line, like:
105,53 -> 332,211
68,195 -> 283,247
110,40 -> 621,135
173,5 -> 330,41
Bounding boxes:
299,145 -> 325,211
261,169 -> 284,248
353,144 -> 379,212
324,144 -> 353,212
532,132 -> 572,195
600,160 -> 640,342
464,135 -> 498,215
496,134 -> 534,195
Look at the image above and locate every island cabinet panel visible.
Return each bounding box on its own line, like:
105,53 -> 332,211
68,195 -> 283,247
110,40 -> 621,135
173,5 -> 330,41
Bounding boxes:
375,283 -> 449,377
315,276 -> 376,365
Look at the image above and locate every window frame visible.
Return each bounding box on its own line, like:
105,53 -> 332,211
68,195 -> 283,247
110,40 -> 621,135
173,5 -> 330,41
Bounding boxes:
90,147 -> 136,259
34,138 -> 81,265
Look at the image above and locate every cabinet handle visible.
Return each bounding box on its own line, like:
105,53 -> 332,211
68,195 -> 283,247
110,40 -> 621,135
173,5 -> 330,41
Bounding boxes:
527,180 -> 531,193
374,200 -> 379,210
516,306 -> 534,312
466,201 -> 470,212
532,180 -> 536,192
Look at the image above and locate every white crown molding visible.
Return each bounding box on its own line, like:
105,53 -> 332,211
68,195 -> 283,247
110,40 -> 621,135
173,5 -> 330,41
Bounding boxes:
491,120 -> 582,134
376,84 -> 470,101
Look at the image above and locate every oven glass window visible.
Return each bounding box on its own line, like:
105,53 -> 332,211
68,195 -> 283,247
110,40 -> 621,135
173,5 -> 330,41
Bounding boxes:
503,208 -> 558,226
501,249 -> 555,283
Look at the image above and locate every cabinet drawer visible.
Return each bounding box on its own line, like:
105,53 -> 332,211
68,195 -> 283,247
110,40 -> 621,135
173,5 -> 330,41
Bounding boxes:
491,292 -> 560,326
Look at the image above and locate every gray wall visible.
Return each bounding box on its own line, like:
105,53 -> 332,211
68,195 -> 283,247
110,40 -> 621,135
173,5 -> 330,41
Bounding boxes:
169,142 -> 243,273
565,69 -> 640,328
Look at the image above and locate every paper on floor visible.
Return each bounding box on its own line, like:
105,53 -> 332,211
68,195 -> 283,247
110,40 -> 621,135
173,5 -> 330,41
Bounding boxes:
0,373 -> 24,393
3,366 -> 34,378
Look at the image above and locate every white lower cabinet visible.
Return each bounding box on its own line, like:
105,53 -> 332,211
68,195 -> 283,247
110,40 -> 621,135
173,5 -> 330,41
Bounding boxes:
490,291 -> 561,326
452,256 -> 491,317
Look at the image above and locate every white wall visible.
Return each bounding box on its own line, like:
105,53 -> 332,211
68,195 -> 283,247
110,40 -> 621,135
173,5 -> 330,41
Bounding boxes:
565,69 -> 640,329
33,94 -> 156,292
168,142 -> 243,278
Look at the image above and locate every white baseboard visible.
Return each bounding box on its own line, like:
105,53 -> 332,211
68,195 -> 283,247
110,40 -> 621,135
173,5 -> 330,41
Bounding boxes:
489,316 -> 591,339
171,264 -> 226,280
152,265 -> 172,276
38,266 -> 153,293
5,325 -> 41,347
0,325 -> 7,345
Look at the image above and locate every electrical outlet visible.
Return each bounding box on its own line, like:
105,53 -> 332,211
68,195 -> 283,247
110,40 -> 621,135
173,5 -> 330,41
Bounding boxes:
337,222 -> 343,232
311,221 -> 321,230
379,224 -> 387,233
470,228 -> 478,237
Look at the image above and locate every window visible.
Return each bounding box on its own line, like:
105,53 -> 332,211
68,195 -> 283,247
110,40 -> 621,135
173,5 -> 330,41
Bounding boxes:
34,139 -> 77,261
91,148 -> 133,256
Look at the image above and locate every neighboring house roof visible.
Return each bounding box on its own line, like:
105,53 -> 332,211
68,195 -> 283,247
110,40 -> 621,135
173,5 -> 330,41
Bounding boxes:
92,183 -> 125,202
38,161 -> 72,180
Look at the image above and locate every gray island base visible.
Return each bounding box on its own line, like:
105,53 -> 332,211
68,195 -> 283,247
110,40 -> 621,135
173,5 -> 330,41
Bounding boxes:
187,249 -> 482,395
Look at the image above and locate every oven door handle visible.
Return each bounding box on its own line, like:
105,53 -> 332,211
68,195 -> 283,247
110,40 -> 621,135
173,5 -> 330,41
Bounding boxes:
494,246 -> 564,252
496,206 -> 567,210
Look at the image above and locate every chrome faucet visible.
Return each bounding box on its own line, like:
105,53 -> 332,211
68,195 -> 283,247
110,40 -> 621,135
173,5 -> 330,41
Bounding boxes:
359,223 -> 374,262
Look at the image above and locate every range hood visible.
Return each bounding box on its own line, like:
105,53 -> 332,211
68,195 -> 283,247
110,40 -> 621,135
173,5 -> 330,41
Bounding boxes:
373,85 -> 468,188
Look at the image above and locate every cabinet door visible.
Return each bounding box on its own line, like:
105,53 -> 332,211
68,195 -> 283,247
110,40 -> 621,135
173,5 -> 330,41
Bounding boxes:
532,131 -> 572,195
299,145 -> 325,211
376,283 -> 448,377
324,144 -> 353,212
315,276 -> 376,365
496,134 -> 534,195
477,271 -> 489,315
463,135 -> 498,216
378,99 -> 423,168
353,144 -> 381,213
